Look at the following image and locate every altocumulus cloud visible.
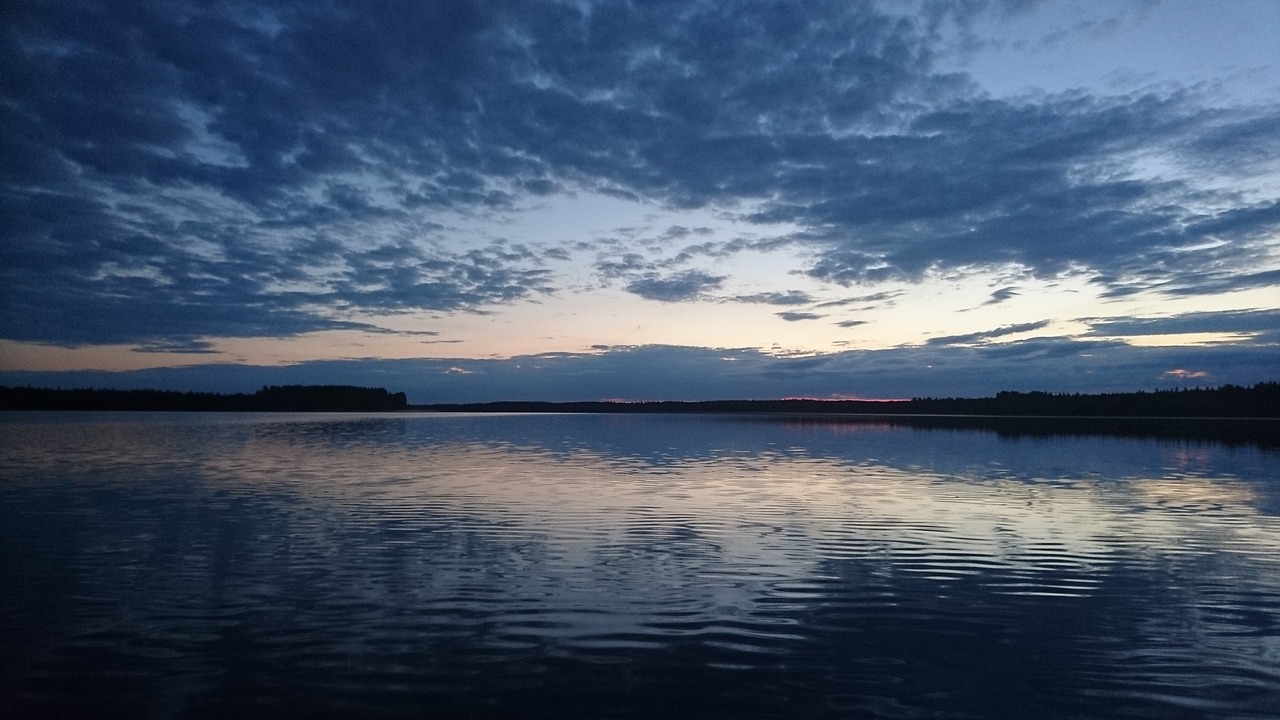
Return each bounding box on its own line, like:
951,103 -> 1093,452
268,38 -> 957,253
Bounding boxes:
0,0 -> 1277,397
625,271 -> 726,303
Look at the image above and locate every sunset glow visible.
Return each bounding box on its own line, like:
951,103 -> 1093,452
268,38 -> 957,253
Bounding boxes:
2,1 -> 1277,402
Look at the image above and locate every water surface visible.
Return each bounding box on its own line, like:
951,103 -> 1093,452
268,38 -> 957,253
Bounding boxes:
2,412 -> 1278,718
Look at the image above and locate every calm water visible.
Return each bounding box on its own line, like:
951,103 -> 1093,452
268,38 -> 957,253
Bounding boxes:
1,412 -> 1278,719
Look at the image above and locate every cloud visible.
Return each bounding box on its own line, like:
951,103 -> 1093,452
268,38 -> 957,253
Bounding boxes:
1084,309 -> 1280,343
814,291 -> 905,309
776,312 -> 825,322
926,320 -> 1052,347
729,291 -> 816,306
983,287 -> 1020,305
1183,112 -> 1280,175
0,213 -> 556,345
774,97 -> 1278,292
594,253 -> 654,281
625,271 -> 726,303
132,338 -> 220,355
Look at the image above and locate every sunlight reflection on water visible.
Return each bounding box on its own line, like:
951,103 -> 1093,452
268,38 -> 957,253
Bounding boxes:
1,412 -> 1278,719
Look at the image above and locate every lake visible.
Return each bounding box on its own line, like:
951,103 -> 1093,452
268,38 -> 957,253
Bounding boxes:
2,411 -> 1278,719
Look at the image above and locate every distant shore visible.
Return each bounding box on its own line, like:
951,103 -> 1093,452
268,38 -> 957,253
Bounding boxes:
0,385 -> 408,412
413,383 -> 1279,419
2,382 -> 1276,420
4,383 -> 1276,447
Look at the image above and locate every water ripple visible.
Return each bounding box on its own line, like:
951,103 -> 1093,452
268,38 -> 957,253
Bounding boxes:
2,412 -> 1279,718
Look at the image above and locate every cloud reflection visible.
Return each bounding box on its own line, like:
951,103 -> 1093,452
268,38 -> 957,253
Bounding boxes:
3,413 -> 1279,717
167,414 -> 1280,604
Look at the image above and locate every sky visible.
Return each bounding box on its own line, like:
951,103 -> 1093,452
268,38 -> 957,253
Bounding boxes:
2,0 -> 1278,403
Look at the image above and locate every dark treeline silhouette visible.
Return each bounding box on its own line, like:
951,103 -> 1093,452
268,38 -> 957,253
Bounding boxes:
4,382 -> 1275,418
0,385 -> 408,412
416,382 -> 1279,418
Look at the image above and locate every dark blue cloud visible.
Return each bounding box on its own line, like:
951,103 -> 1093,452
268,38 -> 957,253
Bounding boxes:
983,287 -> 1020,305
1084,309 -> 1280,343
926,320 -> 1051,347
625,271 -> 725,303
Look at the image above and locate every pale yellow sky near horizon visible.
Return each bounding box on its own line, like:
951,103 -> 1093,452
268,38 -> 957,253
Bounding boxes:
3,248 -> 1270,373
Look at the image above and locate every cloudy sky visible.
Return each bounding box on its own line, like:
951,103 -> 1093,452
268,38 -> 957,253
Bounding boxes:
2,0 -> 1278,402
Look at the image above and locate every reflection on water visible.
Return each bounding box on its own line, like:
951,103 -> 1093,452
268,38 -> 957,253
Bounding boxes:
1,412 -> 1278,719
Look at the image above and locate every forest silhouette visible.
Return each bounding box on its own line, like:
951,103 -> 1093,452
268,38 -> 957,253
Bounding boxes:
2,382 -> 1276,418
0,385 -> 407,412
417,383 -> 1278,418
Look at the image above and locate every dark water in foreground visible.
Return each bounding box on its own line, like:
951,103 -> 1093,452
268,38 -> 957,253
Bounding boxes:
1,412 -> 1278,719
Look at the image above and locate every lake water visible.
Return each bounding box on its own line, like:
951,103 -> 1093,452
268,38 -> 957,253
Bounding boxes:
2,412 -> 1278,719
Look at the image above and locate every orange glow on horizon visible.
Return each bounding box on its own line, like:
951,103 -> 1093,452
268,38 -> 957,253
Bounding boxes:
779,396 -> 910,402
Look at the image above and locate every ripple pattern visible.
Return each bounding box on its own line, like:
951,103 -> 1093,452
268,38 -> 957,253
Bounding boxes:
2,412 -> 1278,719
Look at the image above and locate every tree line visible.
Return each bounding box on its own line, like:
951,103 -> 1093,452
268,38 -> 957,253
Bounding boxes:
0,385 -> 408,412
417,382 -> 1279,418
2,382 -> 1275,417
